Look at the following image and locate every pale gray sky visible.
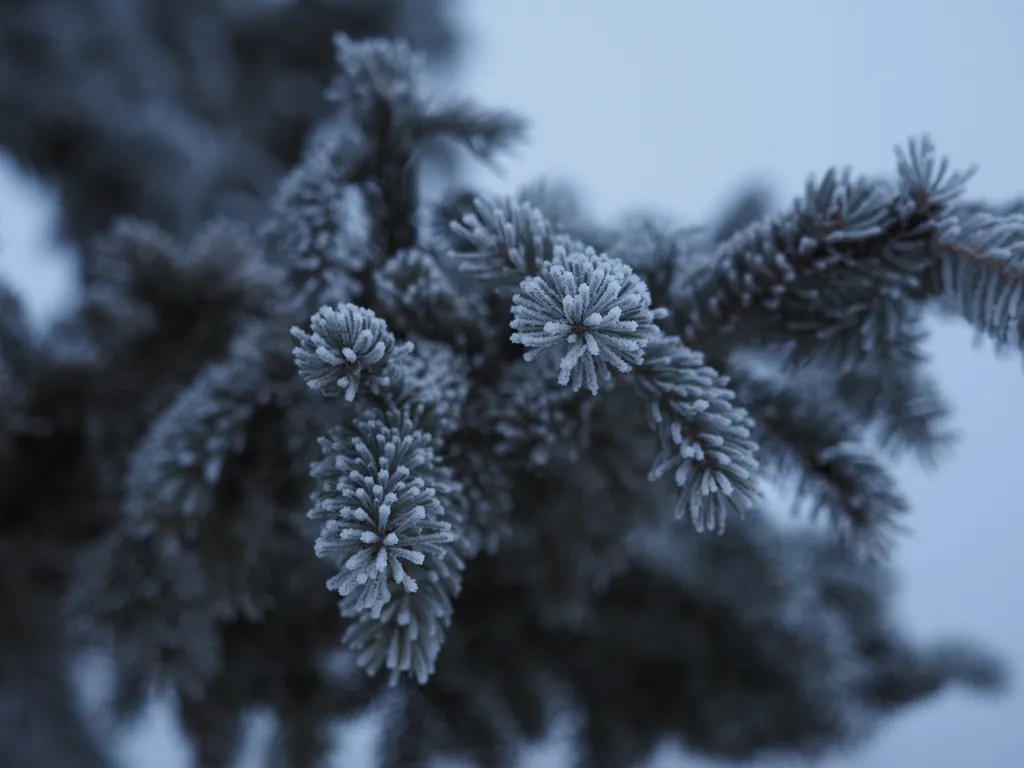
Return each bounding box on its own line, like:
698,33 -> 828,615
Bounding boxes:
1,1 -> 1021,766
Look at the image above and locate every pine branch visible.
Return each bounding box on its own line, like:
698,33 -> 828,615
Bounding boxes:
308,408 -> 464,684
262,129 -> 376,310
0,0 -> 463,251
465,353 -> 595,469
732,367 -> 909,557
121,330 -> 267,539
325,34 -> 425,258
309,413 -> 456,608
326,34 -> 424,123
85,216 -> 276,343
673,137 -> 974,367
563,515 -> 1006,765
414,98 -> 528,164
372,246 -> 494,352
831,314 -> 956,467
631,335 -> 761,533
934,210 -> 1024,352
68,528 -> 223,700
448,196 -> 555,285
66,327 -> 282,702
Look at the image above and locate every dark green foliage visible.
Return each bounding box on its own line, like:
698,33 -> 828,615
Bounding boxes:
1,21 -> 1021,768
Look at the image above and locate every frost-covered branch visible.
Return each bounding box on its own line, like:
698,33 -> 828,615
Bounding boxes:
448,196 -> 555,284
831,313 -> 955,467
465,353 -> 594,469
733,368 -> 909,557
262,130 -> 377,310
68,528 -> 224,700
631,335 -> 761,533
413,99 -> 527,163
935,211 -> 1024,351
263,33 -> 524,316
672,137 -> 978,367
373,247 -> 493,352
308,408 -> 464,684
122,333 -> 267,539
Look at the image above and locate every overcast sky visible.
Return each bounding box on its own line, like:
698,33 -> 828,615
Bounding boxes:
1,1 -> 1021,766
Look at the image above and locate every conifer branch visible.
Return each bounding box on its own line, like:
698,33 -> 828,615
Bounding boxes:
308,408 -> 463,684
448,196 -> 555,284
122,340 -> 266,539
373,247 -> 493,351
384,338 -> 471,439
673,137 -> 977,367
631,335 -> 761,533
831,315 -> 956,467
935,211 -> 1024,351
466,353 -> 594,469
262,130 -> 376,310
734,370 -> 909,557
414,99 -> 528,163
68,529 -> 223,700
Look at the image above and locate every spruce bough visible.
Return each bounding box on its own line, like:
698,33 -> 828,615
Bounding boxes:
2,31 -> 1021,768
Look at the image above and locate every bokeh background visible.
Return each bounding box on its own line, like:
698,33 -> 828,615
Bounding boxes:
1,1 -> 1021,765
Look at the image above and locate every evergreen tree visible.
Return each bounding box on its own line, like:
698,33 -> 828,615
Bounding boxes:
1,21 -> 1021,768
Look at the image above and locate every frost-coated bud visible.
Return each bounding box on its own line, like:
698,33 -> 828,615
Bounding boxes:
510,245 -> 667,394
291,303 -> 412,401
